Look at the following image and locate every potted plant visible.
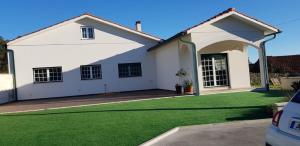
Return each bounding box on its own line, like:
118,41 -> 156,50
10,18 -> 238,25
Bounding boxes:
184,80 -> 193,94
175,84 -> 182,94
175,69 -> 187,94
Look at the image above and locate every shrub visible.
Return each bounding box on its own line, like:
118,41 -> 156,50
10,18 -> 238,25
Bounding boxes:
291,81 -> 300,92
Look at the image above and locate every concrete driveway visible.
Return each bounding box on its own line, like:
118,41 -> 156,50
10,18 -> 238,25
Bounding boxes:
147,119 -> 270,146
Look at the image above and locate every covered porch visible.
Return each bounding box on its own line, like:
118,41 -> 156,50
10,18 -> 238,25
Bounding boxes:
175,9 -> 281,95
178,39 -> 269,95
148,8 -> 280,95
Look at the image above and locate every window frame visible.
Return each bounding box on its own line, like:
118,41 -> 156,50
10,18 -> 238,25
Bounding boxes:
201,53 -> 230,88
80,26 -> 95,40
33,66 -> 63,84
80,64 -> 102,80
118,63 -> 142,78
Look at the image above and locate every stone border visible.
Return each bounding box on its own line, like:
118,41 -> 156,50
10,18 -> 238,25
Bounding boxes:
139,127 -> 180,146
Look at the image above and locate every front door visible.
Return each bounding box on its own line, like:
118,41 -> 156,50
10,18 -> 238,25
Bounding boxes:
201,54 -> 229,87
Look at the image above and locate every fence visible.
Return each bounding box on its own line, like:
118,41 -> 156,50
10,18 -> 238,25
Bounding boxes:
0,74 -> 14,104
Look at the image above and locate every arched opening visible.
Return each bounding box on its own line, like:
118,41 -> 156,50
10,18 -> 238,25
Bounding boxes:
196,40 -> 264,93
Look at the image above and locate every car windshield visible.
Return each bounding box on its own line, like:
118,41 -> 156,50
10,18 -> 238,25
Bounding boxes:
291,91 -> 300,104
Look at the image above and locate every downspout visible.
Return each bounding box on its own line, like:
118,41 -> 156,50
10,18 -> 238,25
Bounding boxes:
179,38 -> 200,96
261,31 -> 282,91
6,49 -> 18,101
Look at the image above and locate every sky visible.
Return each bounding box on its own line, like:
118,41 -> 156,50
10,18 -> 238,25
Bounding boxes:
1,0 -> 299,62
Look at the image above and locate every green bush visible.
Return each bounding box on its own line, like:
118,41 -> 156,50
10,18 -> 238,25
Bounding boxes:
291,81 -> 300,92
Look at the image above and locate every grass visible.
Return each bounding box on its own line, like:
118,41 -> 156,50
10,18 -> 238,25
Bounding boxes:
0,90 -> 285,146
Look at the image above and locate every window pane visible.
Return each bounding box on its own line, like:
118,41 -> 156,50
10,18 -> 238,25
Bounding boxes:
81,66 -> 91,80
82,28 -> 87,38
118,63 -> 142,78
201,54 -> 228,87
80,65 -> 101,80
49,67 -> 63,82
118,64 -> 129,78
92,65 -> 102,79
33,67 -> 62,83
130,63 -> 142,77
88,28 -> 94,38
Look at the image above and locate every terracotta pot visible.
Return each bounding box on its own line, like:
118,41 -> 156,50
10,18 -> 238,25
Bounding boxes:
185,86 -> 193,94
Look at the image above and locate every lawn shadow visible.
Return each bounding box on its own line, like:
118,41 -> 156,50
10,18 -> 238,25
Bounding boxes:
251,89 -> 287,98
226,106 -> 272,121
1,106 -> 268,117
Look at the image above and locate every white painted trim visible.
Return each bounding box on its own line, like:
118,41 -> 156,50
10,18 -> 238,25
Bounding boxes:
232,12 -> 279,32
84,15 -> 161,41
8,14 -> 161,45
187,11 -> 279,34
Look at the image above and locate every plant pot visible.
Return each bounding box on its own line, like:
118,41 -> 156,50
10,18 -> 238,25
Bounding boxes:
185,86 -> 193,94
175,85 -> 184,94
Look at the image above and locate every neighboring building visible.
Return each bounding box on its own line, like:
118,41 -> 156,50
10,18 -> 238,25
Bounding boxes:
250,55 -> 300,73
7,8 -> 280,100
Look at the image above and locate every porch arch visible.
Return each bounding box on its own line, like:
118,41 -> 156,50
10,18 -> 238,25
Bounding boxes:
195,39 -> 268,92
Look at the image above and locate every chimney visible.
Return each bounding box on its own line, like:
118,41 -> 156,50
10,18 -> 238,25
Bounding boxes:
135,21 -> 142,31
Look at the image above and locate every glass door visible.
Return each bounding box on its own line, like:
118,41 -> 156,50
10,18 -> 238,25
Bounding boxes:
201,54 -> 229,87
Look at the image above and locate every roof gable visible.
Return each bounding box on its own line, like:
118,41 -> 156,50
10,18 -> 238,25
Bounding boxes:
148,8 -> 281,51
8,13 -> 161,45
186,8 -> 280,34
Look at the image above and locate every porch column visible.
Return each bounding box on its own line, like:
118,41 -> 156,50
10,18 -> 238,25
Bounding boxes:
258,44 -> 269,91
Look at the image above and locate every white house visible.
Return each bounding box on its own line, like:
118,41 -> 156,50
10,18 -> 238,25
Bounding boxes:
6,8 -> 280,100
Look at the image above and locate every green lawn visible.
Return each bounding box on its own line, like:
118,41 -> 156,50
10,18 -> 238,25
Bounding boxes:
0,90 -> 285,146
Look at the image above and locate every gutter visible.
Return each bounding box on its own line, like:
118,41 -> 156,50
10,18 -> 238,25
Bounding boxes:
260,31 -> 282,91
6,49 -> 18,101
179,38 -> 200,96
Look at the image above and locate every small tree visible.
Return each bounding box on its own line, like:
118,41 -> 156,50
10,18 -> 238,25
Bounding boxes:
175,69 -> 187,85
0,36 -> 8,73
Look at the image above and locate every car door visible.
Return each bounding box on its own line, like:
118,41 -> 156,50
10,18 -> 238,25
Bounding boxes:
279,91 -> 300,137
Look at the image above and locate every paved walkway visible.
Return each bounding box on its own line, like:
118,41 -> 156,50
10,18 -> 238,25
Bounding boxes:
0,89 -> 176,113
148,119 -> 270,146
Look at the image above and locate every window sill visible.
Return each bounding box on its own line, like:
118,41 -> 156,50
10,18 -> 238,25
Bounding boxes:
119,76 -> 142,79
81,78 -> 102,80
81,38 -> 95,40
33,81 -> 63,84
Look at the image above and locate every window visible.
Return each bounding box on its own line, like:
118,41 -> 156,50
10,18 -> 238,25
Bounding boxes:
201,54 -> 229,87
33,67 -> 62,83
81,27 -> 94,39
118,63 -> 142,78
291,91 -> 300,104
80,65 -> 102,80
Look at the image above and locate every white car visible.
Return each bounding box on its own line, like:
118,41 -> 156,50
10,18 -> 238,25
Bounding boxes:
266,90 -> 300,146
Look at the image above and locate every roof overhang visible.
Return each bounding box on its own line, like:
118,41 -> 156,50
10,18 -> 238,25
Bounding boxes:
8,13 -> 162,45
148,8 -> 281,52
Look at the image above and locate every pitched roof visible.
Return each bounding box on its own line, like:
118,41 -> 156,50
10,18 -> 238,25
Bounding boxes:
148,8 -> 281,52
8,13 -> 162,45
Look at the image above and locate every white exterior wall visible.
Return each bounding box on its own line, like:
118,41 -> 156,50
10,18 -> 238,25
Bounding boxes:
153,39 -> 180,91
0,74 -> 14,104
198,41 -> 251,90
9,18 -> 158,100
190,16 -> 265,91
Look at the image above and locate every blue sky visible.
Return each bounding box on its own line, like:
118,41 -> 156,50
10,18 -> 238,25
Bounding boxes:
1,0 -> 299,62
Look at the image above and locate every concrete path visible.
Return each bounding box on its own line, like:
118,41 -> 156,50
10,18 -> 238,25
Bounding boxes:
148,119 -> 270,146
